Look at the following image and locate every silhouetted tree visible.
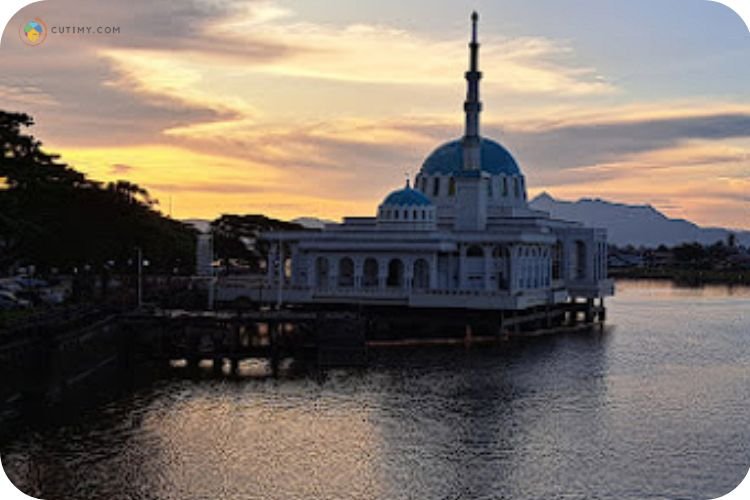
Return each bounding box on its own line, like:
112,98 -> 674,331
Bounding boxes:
211,214 -> 306,273
0,110 -> 195,277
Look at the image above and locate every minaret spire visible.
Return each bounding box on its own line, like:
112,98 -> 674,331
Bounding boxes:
463,11 -> 482,171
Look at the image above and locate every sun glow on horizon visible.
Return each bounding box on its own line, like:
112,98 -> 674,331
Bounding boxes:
2,0 -> 748,228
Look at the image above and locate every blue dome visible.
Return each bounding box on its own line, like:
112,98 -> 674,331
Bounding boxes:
382,186 -> 433,206
420,138 -> 521,176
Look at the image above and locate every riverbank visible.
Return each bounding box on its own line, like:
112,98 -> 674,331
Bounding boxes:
609,267 -> 750,286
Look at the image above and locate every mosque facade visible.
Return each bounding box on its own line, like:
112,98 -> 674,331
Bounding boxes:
228,13 -> 614,311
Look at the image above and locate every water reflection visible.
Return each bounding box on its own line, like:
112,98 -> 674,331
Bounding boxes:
369,331 -> 611,499
1,281 -> 748,500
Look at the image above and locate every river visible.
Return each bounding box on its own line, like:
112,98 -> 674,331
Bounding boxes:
1,280 -> 748,500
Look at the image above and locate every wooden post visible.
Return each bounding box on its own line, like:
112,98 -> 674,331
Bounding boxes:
464,323 -> 473,346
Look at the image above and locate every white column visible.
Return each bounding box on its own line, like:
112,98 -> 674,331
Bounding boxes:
405,257 -> 413,292
586,241 -> 594,283
330,256 -> 339,290
378,258 -> 388,290
483,244 -> 492,291
306,254 -> 314,287
354,256 -> 363,289
267,243 -> 278,283
508,246 -> 517,294
458,244 -> 467,289
430,254 -> 438,290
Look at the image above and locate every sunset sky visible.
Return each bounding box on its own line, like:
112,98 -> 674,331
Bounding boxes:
1,0 -> 749,228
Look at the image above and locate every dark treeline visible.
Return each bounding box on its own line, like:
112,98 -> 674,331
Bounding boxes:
0,111 -> 196,276
609,237 -> 750,285
211,214 -> 306,273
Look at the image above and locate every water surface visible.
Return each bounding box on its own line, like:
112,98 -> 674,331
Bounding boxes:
2,280 -> 749,499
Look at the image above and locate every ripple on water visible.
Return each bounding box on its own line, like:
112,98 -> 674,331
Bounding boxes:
1,281 -> 748,500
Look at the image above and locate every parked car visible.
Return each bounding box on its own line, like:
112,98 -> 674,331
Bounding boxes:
0,279 -> 23,294
15,277 -> 48,289
0,290 -> 31,309
40,287 -> 68,305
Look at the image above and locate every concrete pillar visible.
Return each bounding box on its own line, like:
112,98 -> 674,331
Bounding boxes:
306,255 -> 314,287
585,240 -> 594,283
458,244 -> 467,289
278,243 -> 285,284
430,253 -> 438,290
404,257 -> 413,291
508,246 -> 518,294
354,257 -> 363,289
378,258 -> 388,290
267,243 -> 278,283
585,298 -> 595,323
483,244 -> 492,291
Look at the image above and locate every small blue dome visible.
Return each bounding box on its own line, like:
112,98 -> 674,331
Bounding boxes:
382,186 -> 433,206
421,137 -> 521,176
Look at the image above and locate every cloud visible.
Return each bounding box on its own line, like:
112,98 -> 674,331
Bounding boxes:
224,21 -> 615,95
146,181 -> 267,195
1,0 -> 747,228
494,109 -> 750,172
0,82 -> 59,108
110,163 -> 135,175
0,0 -> 284,146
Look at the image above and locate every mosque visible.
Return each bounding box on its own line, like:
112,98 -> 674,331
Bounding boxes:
219,13 -> 613,314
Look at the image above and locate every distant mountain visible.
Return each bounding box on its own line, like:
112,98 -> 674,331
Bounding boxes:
291,217 -> 337,229
530,193 -> 750,247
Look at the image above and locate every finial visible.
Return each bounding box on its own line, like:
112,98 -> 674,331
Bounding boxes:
405,176 -> 411,189
471,11 -> 478,43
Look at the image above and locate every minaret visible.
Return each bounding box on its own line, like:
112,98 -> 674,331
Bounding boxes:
462,11 -> 482,171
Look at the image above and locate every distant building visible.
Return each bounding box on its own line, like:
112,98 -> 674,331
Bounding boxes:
608,252 -> 645,269
645,248 -> 675,268
221,13 -> 613,310
195,233 -> 214,277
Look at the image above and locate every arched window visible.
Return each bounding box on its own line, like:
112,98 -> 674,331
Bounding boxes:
337,258 -> 354,287
487,179 -> 493,198
514,178 -> 520,198
386,259 -> 404,288
363,258 -> 378,287
502,177 -> 508,196
448,177 -> 456,196
433,177 -> 441,197
315,257 -> 329,288
492,246 -> 507,258
467,245 -> 484,258
413,258 -> 430,289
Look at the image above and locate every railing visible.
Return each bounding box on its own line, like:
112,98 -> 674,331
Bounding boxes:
218,277 -> 613,303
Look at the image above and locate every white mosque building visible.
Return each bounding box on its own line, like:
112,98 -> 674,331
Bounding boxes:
220,13 -> 613,312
